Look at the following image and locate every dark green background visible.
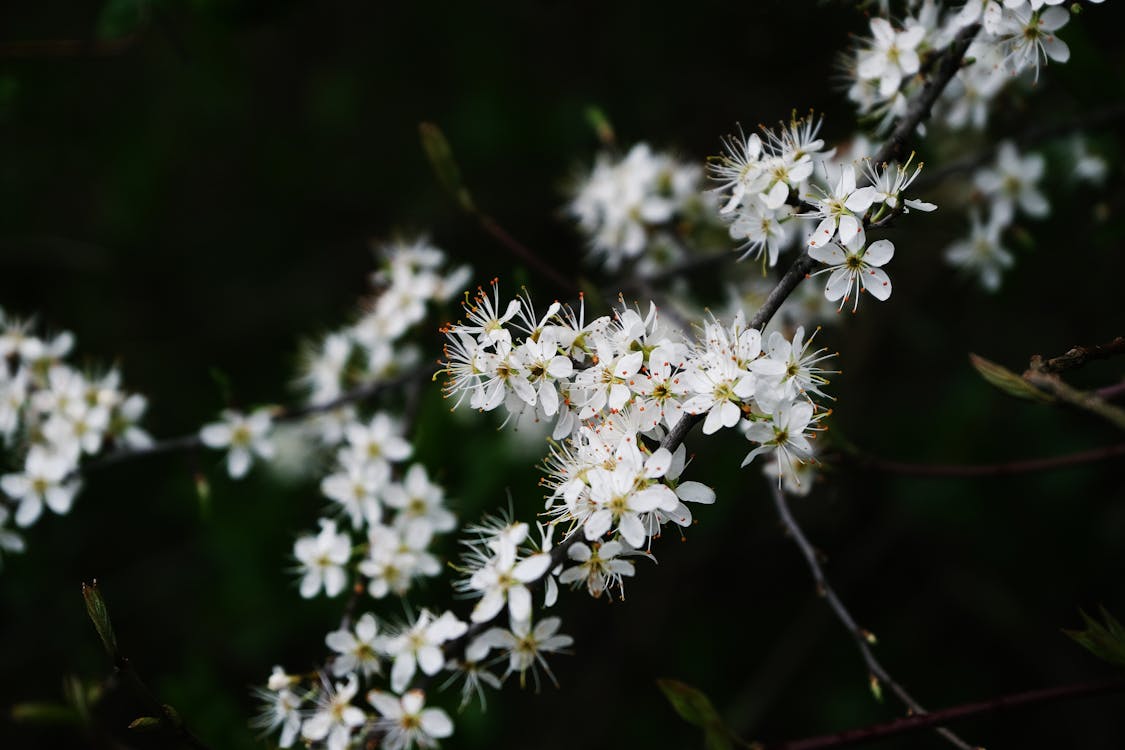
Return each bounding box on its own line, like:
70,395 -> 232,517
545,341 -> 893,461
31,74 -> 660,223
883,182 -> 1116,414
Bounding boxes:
1,1 -> 1124,748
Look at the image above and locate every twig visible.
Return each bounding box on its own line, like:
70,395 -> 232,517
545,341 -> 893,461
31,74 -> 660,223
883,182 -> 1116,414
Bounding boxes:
871,24 -> 980,167
768,484 -> 976,750
1034,336 -> 1125,374
1095,381 -> 1125,402
77,366 -> 434,478
767,677 -> 1125,750
916,104 -> 1125,189
82,581 -> 212,749
477,213 -> 577,294
432,24 -> 984,724
844,442 -> 1125,477
0,4 -> 150,60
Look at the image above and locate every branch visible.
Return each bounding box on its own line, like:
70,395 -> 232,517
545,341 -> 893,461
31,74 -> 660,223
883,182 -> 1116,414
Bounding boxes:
81,581 -> 211,749
844,442 -> 1125,478
1034,336 -> 1125,374
767,677 -> 1125,750
916,103 -> 1125,189
76,366 -> 434,478
871,24 -> 980,167
768,484 -> 976,750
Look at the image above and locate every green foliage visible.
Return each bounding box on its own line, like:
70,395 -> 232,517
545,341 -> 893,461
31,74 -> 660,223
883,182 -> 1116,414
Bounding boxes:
657,678 -> 748,750
419,122 -> 476,213
81,580 -> 119,663
1065,606 -> 1125,668
968,353 -> 1054,403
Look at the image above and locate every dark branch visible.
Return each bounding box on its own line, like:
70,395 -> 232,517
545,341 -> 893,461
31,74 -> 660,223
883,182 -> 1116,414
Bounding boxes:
844,442 -> 1125,478
767,677 -> 1125,750
769,484 -> 974,750
871,23 -> 980,167
1034,336 -> 1125,375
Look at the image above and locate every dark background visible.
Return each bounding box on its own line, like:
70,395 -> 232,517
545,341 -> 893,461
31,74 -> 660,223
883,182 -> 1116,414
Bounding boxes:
1,1 -> 1124,748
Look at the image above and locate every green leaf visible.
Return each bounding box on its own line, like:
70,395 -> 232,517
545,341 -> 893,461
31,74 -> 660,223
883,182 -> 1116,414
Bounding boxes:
81,580 -> 119,662
129,716 -> 162,731
657,678 -> 738,750
1064,606 -> 1125,668
10,702 -> 80,726
584,106 -> 616,146
419,122 -> 475,213
969,353 -> 1054,403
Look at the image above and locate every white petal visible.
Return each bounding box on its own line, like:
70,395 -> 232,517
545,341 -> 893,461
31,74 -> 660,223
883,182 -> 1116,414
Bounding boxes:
420,708 -> 454,739
676,481 -> 716,505
862,267 -> 893,301
863,239 -> 895,266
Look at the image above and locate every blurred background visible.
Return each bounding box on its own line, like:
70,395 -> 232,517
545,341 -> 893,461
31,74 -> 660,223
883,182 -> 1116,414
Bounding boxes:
1,1 -> 1124,748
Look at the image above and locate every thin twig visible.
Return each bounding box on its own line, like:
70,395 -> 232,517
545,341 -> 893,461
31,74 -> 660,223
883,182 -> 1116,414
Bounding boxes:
76,366 -> 434,477
769,484 -> 976,750
767,677 -> 1125,750
1035,337 -> 1125,375
845,442 -> 1125,477
477,213 -> 577,294
1023,370 -> 1125,432
916,103 -> 1125,189
871,24 -> 980,167
1095,381 -> 1125,402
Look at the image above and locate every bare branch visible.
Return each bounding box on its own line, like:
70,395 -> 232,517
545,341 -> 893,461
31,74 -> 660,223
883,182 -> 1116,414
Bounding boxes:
769,483 -> 976,750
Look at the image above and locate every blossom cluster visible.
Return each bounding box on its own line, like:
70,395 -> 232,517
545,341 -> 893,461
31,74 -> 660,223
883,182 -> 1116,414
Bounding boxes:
0,310 -> 150,566
441,285 -> 835,515
944,136 -> 1106,291
197,238 -> 471,480
568,142 -> 709,272
709,114 -> 936,312
847,1 -> 1102,133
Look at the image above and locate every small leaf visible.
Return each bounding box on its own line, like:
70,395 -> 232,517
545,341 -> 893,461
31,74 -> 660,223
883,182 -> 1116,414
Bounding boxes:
419,122 -> 475,213
129,716 -> 162,731
11,702 -> 80,725
969,353 -> 1054,403
1064,606 -> 1125,668
81,580 -> 119,662
194,472 -> 211,517
658,679 -> 735,750
868,674 -> 883,702
584,106 -> 616,146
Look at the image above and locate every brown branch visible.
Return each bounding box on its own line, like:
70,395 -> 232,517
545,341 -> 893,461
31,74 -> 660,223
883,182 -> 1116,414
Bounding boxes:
917,104 -> 1125,189
477,213 -> 577,294
769,484 -> 975,750
1023,370 -> 1125,431
871,24 -> 980,167
1095,381 -> 1125,402
0,34 -> 144,59
766,677 -> 1125,750
1034,337 -> 1125,374
76,366 -> 434,478
844,442 -> 1125,478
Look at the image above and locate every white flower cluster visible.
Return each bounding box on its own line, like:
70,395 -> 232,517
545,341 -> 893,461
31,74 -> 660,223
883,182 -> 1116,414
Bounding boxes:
291,416 -> 454,601
257,590 -> 575,749
441,285 -> 835,535
943,136 -> 1104,292
710,114 -> 937,312
568,142 -> 704,271
709,116 -> 835,267
255,241 -> 491,750
197,238 -> 470,481
707,111 -> 936,304
943,140 -> 1047,290
847,1 -> 1104,133
0,310 -> 150,563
